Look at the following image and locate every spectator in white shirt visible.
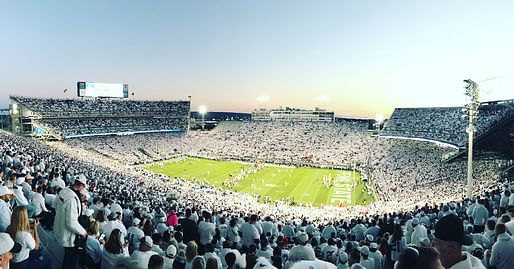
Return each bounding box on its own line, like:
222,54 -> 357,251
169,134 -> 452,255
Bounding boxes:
127,218 -> 144,254
163,244 -> 176,269
368,243 -> 383,269
471,199 -> 489,233
241,215 -> 259,250
7,206 -> 39,268
0,186 -> 14,232
488,223 -> 514,269
101,228 -> 129,269
203,243 -> 222,269
199,212 -> 216,250
410,219 -> 427,247
13,178 -> 35,218
359,246 -> 375,269
130,236 -> 159,269
30,185 -> 49,218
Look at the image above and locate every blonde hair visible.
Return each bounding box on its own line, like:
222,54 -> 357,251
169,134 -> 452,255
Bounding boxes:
7,206 -> 30,239
88,220 -> 99,235
185,241 -> 198,262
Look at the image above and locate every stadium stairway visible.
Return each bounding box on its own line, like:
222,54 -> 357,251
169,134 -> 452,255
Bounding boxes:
37,227 -> 63,269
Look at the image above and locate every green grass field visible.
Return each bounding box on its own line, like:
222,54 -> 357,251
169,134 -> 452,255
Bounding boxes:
143,157 -> 375,207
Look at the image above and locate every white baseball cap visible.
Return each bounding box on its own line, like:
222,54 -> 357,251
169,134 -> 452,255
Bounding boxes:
0,233 -> 14,255
166,245 -> 177,257
76,174 -> 87,186
141,236 -> 153,247
0,186 -> 13,197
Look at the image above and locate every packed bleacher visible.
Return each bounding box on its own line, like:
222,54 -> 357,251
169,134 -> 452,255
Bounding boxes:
381,101 -> 514,147
10,96 -> 190,138
65,121 -> 499,207
2,127 -> 514,269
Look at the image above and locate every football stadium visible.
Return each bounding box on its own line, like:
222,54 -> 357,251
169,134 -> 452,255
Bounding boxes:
2,2 -> 514,269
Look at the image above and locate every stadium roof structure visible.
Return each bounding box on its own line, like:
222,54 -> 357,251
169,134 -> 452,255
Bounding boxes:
381,99 -> 514,162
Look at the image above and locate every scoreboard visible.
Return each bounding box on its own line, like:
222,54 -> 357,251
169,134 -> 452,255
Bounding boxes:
77,82 -> 129,98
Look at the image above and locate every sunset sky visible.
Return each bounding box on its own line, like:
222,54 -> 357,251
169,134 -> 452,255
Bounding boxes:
2,1 -> 514,118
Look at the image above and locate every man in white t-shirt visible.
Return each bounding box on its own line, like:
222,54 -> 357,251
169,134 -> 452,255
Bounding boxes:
127,218 -> 145,254
410,219 -> 427,247
199,212 -> 216,247
488,223 -> 514,269
163,245 -> 176,269
0,186 -> 14,232
359,246 -> 375,269
368,243 -> 383,269
203,243 -> 222,269
322,238 -> 338,264
130,236 -> 158,269
241,216 -> 260,250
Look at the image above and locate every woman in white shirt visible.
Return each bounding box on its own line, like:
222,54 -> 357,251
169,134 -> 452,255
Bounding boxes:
101,228 -> 129,269
7,206 -> 40,269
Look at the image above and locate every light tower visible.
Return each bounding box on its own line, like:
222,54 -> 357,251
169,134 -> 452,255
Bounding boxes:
198,105 -> 207,130
463,79 -> 480,199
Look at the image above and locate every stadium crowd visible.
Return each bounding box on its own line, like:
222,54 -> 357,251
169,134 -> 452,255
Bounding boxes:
66,121 -> 499,207
43,118 -> 185,137
1,129 -> 514,269
11,96 -> 190,118
10,96 -> 190,138
382,102 -> 514,146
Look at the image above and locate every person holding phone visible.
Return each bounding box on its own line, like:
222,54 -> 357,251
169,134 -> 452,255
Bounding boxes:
85,220 -> 103,269
7,206 -> 38,269
7,206 -> 50,269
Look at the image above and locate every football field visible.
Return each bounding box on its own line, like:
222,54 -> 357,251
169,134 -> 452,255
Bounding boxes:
143,157 -> 375,207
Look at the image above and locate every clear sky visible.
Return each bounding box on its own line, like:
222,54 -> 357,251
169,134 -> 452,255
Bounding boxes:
2,1 -> 514,118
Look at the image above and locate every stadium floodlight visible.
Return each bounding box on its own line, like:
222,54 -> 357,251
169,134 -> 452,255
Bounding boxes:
375,113 -> 384,134
199,105 -> 207,130
463,79 -> 480,199
257,96 -> 270,102
375,113 -> 384,124
257,96 -> 270,109
316,95 -> 330,102
198,105 -> 207,115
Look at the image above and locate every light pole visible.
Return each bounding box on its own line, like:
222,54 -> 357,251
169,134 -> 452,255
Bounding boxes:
198,105 -> 207,130
463,79 -> 480,199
